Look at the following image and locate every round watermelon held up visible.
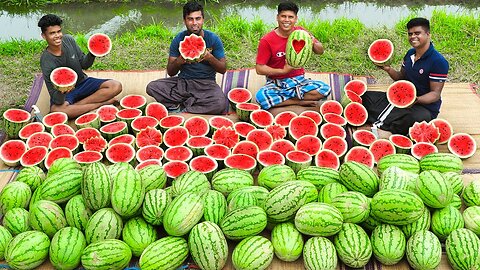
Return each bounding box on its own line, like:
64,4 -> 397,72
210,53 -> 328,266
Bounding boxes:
179,34 -> 206,62
88,33 -> 112,57
50,67 -> 77,93
368,39 -> 394,66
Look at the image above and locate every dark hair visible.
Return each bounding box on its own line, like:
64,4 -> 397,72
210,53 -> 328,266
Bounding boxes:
183,1 -> 204,19
407,17 -> 430,33
278,2 -> 299,15
38,14 -> 63,33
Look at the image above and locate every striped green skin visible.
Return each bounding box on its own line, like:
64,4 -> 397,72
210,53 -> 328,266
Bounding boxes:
285,155 -> 311,174
444,172 -> 464,195
264,181 -> 309,223
400,206 -> 431,239
47,158 -> 81,177
29,200 -> 67,238
85,208 -> 123,244
431,205 -> 464,241
5,231 -> 50,270
297,166 -> 340,190
371,189 -> 425,225
122,217 -> 157,257
318,182 -> 348,203
49,227 -> 86,270
446,228 -> 480,270
377,154 -> 420,175
293,180 -> 318,203
0,225 -> 13,260
463,206 -> 480,236
107,161 -> 133,176
65,194 -> 92,232
138,164 -> 167,192
450,194 -> 462,209
419,153 -> 463,173
189,221 -> 228,270
333,223 -> 373,268
406,231 -> 442,270
28,186 -> 42,210
111,168 -> 145,217
3,208 -> 30,236
211,168 -> 254,195
360,209 -> 383,233
462,180 -> 480,207
81,162 -> 112,211
227,186 -> 269,208
232,236 -> 274,270
303,236 -> 337,270
0,181 -> 31,215
286,29 -> 313,68
379,166 -> 417,192
416,170 -> 453,208
228,191 -> 258,212
15,165 -> 45,191
39,168 -> 83,204
142,189 -> 171,226
294,202 -> 343,237
331,191 -> 370,223
370,224 -> 406,265
257,165 -> 296,190
203,189 -> 228,225
3,116 -> 29,139
338,161 -> 379,197
172,170 -> 211,197
139,236 -> 188,270
220,206 -> 267,240
81,239 -> 132,270
163,191 -> 204,236
271,222 -> 304,262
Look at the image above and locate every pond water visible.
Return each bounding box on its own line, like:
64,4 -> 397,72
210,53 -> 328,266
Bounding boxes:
1,0 -> 479,41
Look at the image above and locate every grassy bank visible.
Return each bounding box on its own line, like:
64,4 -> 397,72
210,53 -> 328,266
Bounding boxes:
0,11 -> 479,116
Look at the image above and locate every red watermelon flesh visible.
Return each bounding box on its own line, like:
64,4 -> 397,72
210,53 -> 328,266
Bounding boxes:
411,142 -> 438,160
50,67 -> 77,92
135,159 -> 162,171
447,133 -> 477,159
49,134 -> 80,152
187,136 -> 213,148
323,136 -> 348,157
136,126 -> 163,148
184,116 -> 210,137
389,134 -> 413,150
165,146 -> 193,162
73,151 -> 103,164
224,154 -> 257,171
344,79 -> 368,96
315,149 -> 340,170
256,150 -> 285,167
159,115 -> 185,129
236,103 -> 261,111
320,123 -> 346,140
274,111 -> 297,127
387,80 -> 417,108
75,112 -> 99,127
20,146 -> 48,167
227,88 -> 252,104
323,113 -> 347,126
100,121 -> 127,136
179,34 -> 206,61
116,108 -> 142,120
189,155 -> 218,174
300,110 -> 323,125
344,146 -> 375,169
43,112 -> 68,128
44,147 -> 73,170
204,144 -> 231,161
3,108 -> 31,122
368,39 -> 394,64
19,122 -> 45,140
163,126 -> 189,148
232,141 -> 260,158
212,126 -> 239,149
0,140 -> 27,166
286,150 -> 312,163
163,161 -> 189,179
51,123 -> 75,137
88,33 -> 112,57
250,109 -> 275,128
75,127 -> 102,144
233,122 -> 256,138
269,139 -> 295,157
131,116 -> 159,132
369,139 -> 396,163
430,118 -> 453,145
344,102 -> 368,126
352,129 -> 377,147
265,124 -> 286,141
246,129 -> 274,151
344,90 -> 363,104
26,132 -> 53,149
109,134 -> 135,147
136,145 -> 164,163
106,143 -> 135,164
146,102 -> 168,122
209,116 -> 234,130
409,121 -> 440,144
320,100 -> 343,116
295,135 -> 322,156
84,136 -> 108,152
120,94 -> 147,110
96,105 -> 119,123
289,116 -> 318,141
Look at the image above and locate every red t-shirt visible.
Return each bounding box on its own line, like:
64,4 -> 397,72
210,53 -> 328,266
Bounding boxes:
256,26 -> 312,80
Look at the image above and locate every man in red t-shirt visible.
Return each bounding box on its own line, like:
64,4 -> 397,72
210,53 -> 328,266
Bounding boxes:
255,1 -> 331,110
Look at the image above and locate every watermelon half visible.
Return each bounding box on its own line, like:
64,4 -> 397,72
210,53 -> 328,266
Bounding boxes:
387,80 -> 417,108
43,112 -> 68,130
227,88 -> 252,110
0,140 -> 27,167
179,34 -> 206,62
18,122 -> 45,141
256,150 -> 285,169
44,147 -> 73,170
189,155 -> 218,180
136,145 -> 164,163
224,154 -> 257,174
447,133 -> 476,159
73,151 -> 103,164
411,142 -> 438,160
106,143 -> 135,164
88,33 -> 112,57
344,146 -> 375,169
344,79 -> 368,96
429,118 -> 453,145
50,67 -> 78,93
368,39 -> 394,66
20,146 -> 48,168
3,109 -> 32,139
96,104 -> 119,124
120,95 -> 147,111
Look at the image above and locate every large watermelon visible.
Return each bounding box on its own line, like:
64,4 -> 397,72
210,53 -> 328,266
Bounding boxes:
286,29 -> 313,68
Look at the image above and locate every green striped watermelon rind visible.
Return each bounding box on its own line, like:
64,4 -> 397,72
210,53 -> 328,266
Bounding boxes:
5,231 -> 50,270
406,231 -> 442,270
333,223 -> 373,268
370,224 -> 406,265
189,221 -> 229,270
81,239 -> 132,270
49,227 -> 86,270
286,29 -> 313,68
232,236 -> 274,270
303,236 -> 338,270
139,236 -> 189,270
445,228 -> 480,270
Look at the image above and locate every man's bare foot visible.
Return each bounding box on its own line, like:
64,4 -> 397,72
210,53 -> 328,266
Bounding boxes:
377,128 -> 392,139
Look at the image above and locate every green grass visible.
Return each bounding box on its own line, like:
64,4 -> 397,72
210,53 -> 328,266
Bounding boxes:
0,11 -> 479,119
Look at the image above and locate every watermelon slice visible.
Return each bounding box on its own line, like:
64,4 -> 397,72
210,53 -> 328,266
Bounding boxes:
320,123 -> 347,140
269,139 -> 295,157
109,134 -> 136,147
87,33 -> 112,57
120,94 -> 147,111
135,159 -> 162,171
179,34 -> 206,62
20,146 -> 48,168
368,39 -> 394,66
105,143 -> 135,164
136,145 -> 164,163
18,122 -> 45,141
323,113 -> 347,126
227,88 -> 252,110
344,79 -> 368,96
250,109 -> 274,128
232,141 -> 260,158
100,121 -> 128,141
49,134 -> 80,152
84,136 -> 108,152
340,90 -> 363,107
96,104 -> 119,124
369,139 -> 396,163
42,112 -> 68,131
0,140 -> 27,167
73,151 -> 103,164
131,116 -> 159,133
322,136 -> 348,158
186,136 -> 213,156
212,126 -> 239,149
320,100 -> 343,116
204,144 -> 231,163
288,116 -> 318,141
26,132 -> 53,149
164,146 -> 193,162
189,155 -> 218,180
299,110 -> 323,125
295,135 -> 322,156
145,102 -> 168,122
409,121 -> 440,144
159,115 -> 185,132
136,126 -> 163,148
429,118 -> 453,145
236,103 -> 261,122
387,80 -> 417,108
75,112 -> 100,130
274,111 -> 297,127
51,123 -> 75,137
343,102 -> 368,126
352,129 -> 377,147
224,154 -> 257,174
44,147 -> 73,170
50,67 -> 78,93
389,134 -> 413,154
163,126 -> 189,148
76,127 -> 102,144
163,160 -> 189,179
447,133 -> 476,159
184,116 -> 210,137
246,129 -> 274,151
344,146 -> 375,169
315,149 -> 340,170
411,142 -> 438,160
233,122 -> 257,138
209,116 -> 234,131
256,150 -> 285,169
285,150 -> 312,173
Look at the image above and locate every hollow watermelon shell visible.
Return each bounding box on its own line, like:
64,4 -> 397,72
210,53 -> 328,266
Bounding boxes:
368,39 -> 394,65
386,80 -> 417,108
50,67 -> 78,93
88,33 -> 112,57
179,34 -> 206,62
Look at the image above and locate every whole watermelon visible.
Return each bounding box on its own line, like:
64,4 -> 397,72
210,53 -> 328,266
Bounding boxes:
286,29 -> 313,68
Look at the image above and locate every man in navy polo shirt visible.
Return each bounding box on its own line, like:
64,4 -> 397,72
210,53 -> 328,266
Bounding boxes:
363,17 -> 449,137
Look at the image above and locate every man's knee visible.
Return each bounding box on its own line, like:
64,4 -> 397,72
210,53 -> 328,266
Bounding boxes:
111,80 -> 122,96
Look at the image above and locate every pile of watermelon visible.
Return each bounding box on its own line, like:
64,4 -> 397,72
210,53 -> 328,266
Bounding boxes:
0,88 -> 478,270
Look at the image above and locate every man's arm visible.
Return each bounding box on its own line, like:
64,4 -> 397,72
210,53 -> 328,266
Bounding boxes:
416,81 -> 444,105
312,40 -> 324,55
167,56 -> 185,77
202,51 -> 226,74
255,63 -> 295,77
379,65 -> 406,81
